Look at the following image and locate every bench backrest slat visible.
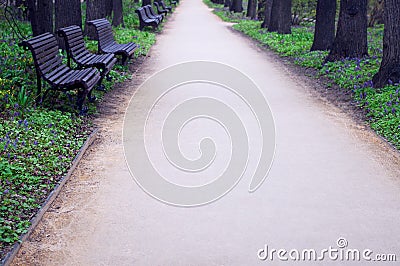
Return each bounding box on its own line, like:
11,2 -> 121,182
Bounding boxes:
20,33 -> 63,78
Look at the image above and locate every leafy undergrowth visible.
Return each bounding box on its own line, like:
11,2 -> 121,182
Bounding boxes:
0,0 -> 159,261
0,108 -> 91,256
204,0 -> 399,149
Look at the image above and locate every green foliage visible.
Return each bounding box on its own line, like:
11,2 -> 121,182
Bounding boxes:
0,108 -> 90,251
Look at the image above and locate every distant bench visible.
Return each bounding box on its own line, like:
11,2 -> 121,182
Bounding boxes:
135,5 -> 163,31
87,18 -> 139,65
20,33 -> 100,112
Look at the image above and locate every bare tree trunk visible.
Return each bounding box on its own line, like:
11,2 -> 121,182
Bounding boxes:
372,0 -> 400,87
261,0 -> 272,28
105,0 -> 113,17
26,0 -> 40,36
246,0 -> 257,19
268,0 -> 291,34
37,0 -> 54,34
112,0 -> 124,27
311,0 -> 336,51
230,0 -> 243,13
326,0 -> 368,62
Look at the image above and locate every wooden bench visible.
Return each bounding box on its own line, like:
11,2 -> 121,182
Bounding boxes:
143,5 -> 164,23
86,18 -> 139,65
159,0 -> 172,12
20,33 -> 100,112
154,2 -> 168,16
135,7 -> 160,31
57,25 -> 117,91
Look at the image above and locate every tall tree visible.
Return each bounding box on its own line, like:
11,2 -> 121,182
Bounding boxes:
325,0 -> 368,62
230,0 -> 243,13
85,0 -> 108,39
105,0 -> 113,18
311,0 -> 336,51
26,0 -> 40,36
246,0 -> 257,19
112,0 -> 125,27
55,0 -> 82,48
268,0 -> 291,34
261,0 -> 272,28
37,0 -> 54,34
372,0 -> 400,87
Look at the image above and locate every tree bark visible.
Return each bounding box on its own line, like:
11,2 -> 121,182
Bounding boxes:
310,0 -> 336,51
261,0 -> 272,28
37,0 -> 54,34
105,0 -> 113,18
55,0 -> 82,49
112,0 -> 125,27
85,0 -> 107,39
268,0 -> 291,34
372,0 -> 400,87
325,0 -> 368,62
26,0 -> 40,36
246,0 -> 257,19
230,0 -> 243,13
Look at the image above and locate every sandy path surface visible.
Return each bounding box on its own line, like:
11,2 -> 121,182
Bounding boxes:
12,0 -> 400,265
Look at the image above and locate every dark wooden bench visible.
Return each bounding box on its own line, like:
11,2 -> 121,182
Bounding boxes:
143,5 -> 164,23
86,18 -> 139,65
135,7 -> 160,31
159,0 -> 172,12
154,2 -> 168,16
20,33 -> 100,112
57,25 -> 117,91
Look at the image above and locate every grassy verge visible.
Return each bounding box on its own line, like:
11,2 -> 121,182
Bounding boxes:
204,0 -> 400,149
0,0 -> 160,260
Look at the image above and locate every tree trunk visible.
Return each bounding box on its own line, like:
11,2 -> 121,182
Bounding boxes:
225,0 -> 231,8
37,0 -> 54,34
268,0 -> 291,34
325,0 -> 368,62
261,0 -> 272,28
55,0 -> 82,49
230,0 -> 243,13
112,0 -> 124,27
26,0 -> 40,36
85,0 -> 107,39
311,0 -> 336,51
372,0 -> 400,87
105,0 -> 113,17
246,0 -> 257,19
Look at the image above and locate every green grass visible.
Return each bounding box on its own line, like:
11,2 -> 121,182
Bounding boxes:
204,0 -> 399,149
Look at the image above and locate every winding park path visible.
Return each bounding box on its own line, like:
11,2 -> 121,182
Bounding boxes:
12,0 -> 400,265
